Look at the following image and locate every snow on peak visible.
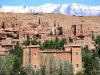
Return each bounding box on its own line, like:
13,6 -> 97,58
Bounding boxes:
0,3 -> 100,16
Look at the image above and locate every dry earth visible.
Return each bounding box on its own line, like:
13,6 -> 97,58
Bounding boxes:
0,12 -> 100,33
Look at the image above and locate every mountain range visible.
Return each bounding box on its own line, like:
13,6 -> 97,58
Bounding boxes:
0,3 -> 100,16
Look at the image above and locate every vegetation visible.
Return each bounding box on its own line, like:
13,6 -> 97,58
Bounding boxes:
49,55 -> 58,75
23,38 -> 40,46
76,71 -> 83,75
40,64 -> 47,75
82,46 -> 96,75
59,61 -> 73,75
23,39 -> 30,46
40,54 -> 47,75
23,37 -> 67,51
24,64 -> 34,75
0,54 -> 15,75
40,37 -> 67,50
10,42 -> 24,75
95,36 -> 100,45
3,35 -> 100,75
49,55 -> 73,75
24,55 -> 73,75
81,35 -> 100,75
0,42 -> 26,75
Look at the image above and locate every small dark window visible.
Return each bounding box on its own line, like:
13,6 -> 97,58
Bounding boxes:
34,65 -> 37,68
78,29 -> 79,31
76,64 -> 79,68
76,52 -> 78,55
34,53 -> 37,56
33,37 -> 35,38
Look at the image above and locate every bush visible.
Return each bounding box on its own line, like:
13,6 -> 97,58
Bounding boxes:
23,38 -> 40,46
40,38 -> 67,50
76,71 -> 83,75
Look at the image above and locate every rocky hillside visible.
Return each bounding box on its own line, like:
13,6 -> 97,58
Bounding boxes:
0,12 -> 100,33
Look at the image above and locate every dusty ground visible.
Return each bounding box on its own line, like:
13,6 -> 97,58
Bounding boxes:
0,12 -> 100,32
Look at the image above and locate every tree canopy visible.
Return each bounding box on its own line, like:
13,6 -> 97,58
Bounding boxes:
40,37 -> 67,50
81,39 -> 100,75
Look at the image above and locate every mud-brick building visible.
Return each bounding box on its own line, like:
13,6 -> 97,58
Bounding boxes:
23,45 -> 82,74
71,24 -> 95,50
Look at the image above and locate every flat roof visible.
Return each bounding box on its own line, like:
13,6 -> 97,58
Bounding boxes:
40,51 -> 70,53
1,44 -> 13,46
23,45 -> 39,48
64,44 -> 81,47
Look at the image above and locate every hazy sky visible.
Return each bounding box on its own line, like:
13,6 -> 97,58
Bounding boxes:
0,0 -> 100,6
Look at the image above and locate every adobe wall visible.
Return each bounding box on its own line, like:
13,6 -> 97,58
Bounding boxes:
39,51 -> 72,66
71,46 -> 82,74
23,47 -> 71,69
0,45 -> 9,56
23,45 -> 82,74
41,35 -> 66,42
23,46 -> 40,69
23,47 -> 29,67
74,35 -> 92,46
76,24 -> 91,36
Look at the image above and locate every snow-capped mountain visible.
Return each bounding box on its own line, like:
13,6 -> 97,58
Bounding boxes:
0,3 -> 100,16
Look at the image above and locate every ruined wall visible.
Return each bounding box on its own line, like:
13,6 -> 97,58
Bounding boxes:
76,24 -> 92,36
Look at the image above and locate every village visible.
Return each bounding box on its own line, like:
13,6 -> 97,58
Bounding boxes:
0,13 -> 98,74
0,0 -> 100,74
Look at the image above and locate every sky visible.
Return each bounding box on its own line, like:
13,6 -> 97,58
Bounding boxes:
0,0 -> 100,6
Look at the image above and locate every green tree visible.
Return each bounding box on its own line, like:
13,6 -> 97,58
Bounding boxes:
94,57 -> 100,75
40,38 -> 67,51
40,54 -> 47,75
59,61 -> 73,75
49,40 -> 54,49
24,64 -> 34,75
40,64 -> 46,75
49,55 -> 58,75
82,45 -> 90,63
23,39 -> 30,46
82,37 -> 100,75
95,36 -> 100,45
94,36 -> 100,58
35,69 -> 40,75
96,46 -> 100,58
54,40 -> 61,50
0,54 -> 15,75
82,46 -> 97,75
55,37 -> 59,43
31,38 -> 40,45
10,42 -> 23,75
76,71 -> 83,75
83,53 -> 94,75
11,42 -> 22,58
60,38 -> 67,46
40,44 -> 45,50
